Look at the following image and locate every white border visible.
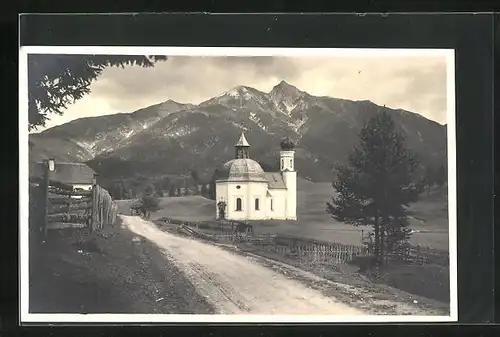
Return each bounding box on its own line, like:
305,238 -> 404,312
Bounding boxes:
19,46 -> 457,324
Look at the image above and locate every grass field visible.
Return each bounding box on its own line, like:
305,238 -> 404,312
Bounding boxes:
116,178 -> 450,251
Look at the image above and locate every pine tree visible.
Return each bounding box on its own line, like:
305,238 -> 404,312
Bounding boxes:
326,109 -> 422,266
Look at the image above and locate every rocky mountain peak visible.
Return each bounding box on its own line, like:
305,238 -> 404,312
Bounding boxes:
269,80 -> 305,114
271,80 -> 302,95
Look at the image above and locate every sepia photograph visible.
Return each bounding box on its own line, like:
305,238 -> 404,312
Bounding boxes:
19,47 -> 456,323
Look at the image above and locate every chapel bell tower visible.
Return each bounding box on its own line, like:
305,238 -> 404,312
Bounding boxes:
280,137 -> 297,220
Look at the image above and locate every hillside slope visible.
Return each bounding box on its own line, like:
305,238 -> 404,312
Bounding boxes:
29,81 -> 447,182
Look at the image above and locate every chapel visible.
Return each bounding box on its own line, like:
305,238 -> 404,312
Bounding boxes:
215,132 -> 297,221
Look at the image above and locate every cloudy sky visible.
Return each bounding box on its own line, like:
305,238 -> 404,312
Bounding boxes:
36,54 -> 449,131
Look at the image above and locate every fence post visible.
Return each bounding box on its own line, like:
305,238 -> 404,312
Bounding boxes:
67,187 -> 72,213
42,160 -> 49,239
99,190 -> 104,230
90,174 -> 97,232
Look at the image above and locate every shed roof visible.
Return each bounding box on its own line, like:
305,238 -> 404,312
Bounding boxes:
29,161 -> 95,185
265,172 -> 287,189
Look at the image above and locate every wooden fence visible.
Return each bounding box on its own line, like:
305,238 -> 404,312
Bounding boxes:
46,180 -> 93,230
30,175 -> 117,237
361,229 -> 449,265
91,184 -> 118,232
380,244 -> 449,265
155,217 -> 447,266
211,231 -> 368,265
267,234 -> 369,264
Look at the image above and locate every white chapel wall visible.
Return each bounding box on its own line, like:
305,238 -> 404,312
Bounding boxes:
225,181 -> 268,220
266,189 -> 287,220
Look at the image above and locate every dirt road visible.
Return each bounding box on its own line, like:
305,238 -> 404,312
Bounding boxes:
121,215 -> 364,315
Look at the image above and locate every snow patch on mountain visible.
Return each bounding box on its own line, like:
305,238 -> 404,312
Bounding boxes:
74,140 -> 98,157
282,100 -> 298,114
228,87 -> 252,100
288,115 -> 309,132
209,86 -> 275,113
249,112 -> 268,131
230,121 -> 249,131
163,126 -> 199,139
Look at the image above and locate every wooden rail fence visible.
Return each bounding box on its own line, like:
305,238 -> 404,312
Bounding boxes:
30,174 -> 117,237
266,234 -> 369,264
155,218 -> 447,266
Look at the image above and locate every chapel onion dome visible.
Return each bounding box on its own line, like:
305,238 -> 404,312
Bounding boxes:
280,137 -> 296,151
217,131 -> 268,182
217,158 -> 268,182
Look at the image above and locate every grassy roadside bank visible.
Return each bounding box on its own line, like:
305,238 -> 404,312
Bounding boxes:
29,217 -> 214,314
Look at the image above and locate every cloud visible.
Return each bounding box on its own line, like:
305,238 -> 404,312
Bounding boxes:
388,63 -> 447,120
35,54 -> 449,130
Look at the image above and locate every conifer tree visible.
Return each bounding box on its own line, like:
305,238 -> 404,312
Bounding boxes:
326,109 -> 422,266
28,54 -> 167,130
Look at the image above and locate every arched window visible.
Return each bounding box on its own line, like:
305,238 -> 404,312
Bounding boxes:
255,198 -> 260,211
270,199 -> 274,211
236,198 -> 242,211
281,159 -> 284,170
290,159 -> 293,169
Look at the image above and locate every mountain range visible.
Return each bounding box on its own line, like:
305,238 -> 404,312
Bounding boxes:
29,80 -> 447,183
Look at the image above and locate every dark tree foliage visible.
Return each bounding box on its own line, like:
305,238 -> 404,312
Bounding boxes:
135,184 -> 161,218
111,182 -> 124,200
28,54 -> 167,131
153,181 -> 164,197
435,164 -> 447,188
326,110 -> 422,266
424,165 -> 436,194
143,184 -> 155,196
190,170 -> 200,183
169,184 -> 177,197
161,176 -> 172,191
207,168 -> 220,200
184,179 -> 191,196
200,183 -> 209,198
